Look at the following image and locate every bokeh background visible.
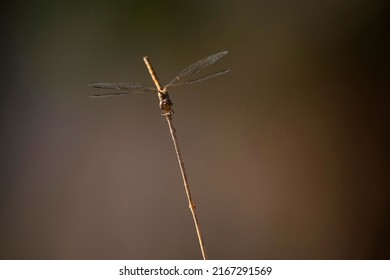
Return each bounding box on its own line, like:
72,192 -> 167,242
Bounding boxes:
1,0 -> 389,259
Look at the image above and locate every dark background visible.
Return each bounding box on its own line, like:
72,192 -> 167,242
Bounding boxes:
1,0 -> 389,259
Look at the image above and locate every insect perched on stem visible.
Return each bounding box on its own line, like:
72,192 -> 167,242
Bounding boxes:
89,51 -> 230,116
88,51 -> 229,260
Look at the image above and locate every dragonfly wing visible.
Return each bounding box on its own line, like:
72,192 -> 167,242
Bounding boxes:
88,82 -> 156,93
90,92 -> 134,98
88,82 -> 157,97
165,51 -> 228,89
165,69 -> 230,90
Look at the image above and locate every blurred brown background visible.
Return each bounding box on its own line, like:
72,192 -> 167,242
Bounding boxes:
1,0 -> 389,259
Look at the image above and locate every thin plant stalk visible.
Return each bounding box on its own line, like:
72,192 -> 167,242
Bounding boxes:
143,56 -> 208,260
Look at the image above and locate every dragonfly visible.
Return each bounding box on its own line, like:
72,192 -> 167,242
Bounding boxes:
89,50 -> 230,115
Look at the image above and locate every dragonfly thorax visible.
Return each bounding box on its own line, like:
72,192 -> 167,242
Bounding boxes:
159,94 -> 173,114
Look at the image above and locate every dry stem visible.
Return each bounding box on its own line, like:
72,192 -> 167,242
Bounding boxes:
143,56 -> 208,260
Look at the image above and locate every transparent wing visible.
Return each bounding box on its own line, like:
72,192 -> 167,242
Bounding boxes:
89,82 -> 157,98
90,92 -> 135,98
89,82 -> 156,92
164,50 -> 228,90
165,69 -> 230,90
